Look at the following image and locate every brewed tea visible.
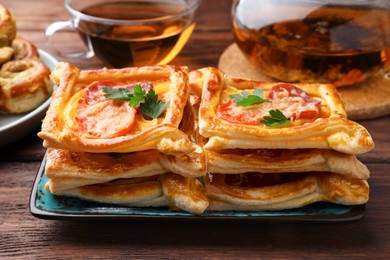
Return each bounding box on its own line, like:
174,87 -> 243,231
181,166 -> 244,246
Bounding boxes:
78,1 -> 195,67
233,1 -> 390,86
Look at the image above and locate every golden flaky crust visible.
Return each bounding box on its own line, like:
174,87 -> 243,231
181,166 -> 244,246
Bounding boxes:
0,4 -> 16,47
188,71 -> 370,180
0,34 -> 53,114
46,172 -> 209,214
205,172 -> 369,211
194,67 -> 374,154
48,173 -> 208,214
0,3 -> 52,113
45,148 -> 168,192
48,176 -> 167,208
189,67 -> 372,211
11,34 -> 40,60
0,59 -> 53,113
161,173 -> 209,214
42,65 -> 373,213
38,62 -> 196,154
45,146 -> 206,193
40,67 -> 209,214
206,149 -> 369,180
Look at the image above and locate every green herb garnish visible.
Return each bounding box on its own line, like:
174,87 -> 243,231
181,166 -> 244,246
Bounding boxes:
102,84 -> 168,119
260,109 -> 290,127
230,89 -> 270,107
140,89 -> 169,119
103,86 -> 134,100
128,84 -> 146,107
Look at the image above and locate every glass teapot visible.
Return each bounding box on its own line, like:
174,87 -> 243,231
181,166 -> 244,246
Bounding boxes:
232,0 -> 390,87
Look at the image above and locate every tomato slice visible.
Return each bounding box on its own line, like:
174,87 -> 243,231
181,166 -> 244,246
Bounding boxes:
216,83 -> 321,125
267,83 -> 312,101
75,81 -> 137,138
216,101 -> 271,125
267,84 -> 321,120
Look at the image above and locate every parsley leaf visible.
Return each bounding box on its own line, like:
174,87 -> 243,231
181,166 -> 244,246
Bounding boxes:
140,89 -> 169,119
230,89 -> 270,107
102,86 -> 134,100
260,109 -> 290,127
102,83 -> 169,119
129,84 -> 146,107
230,91 -> 250,102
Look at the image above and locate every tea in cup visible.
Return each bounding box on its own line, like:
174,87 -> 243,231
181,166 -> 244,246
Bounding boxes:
46,0 -> 201,67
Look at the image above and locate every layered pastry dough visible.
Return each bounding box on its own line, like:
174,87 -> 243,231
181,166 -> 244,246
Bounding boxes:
45,146 -> 206,193
38,62 -> 196,154
51,173 -> 209,214
41,65 -> 374,214
41,64 -> 209,214
188,68 -> 372,212
0,4 -> 16,47
206,149 -> 369,180
0,58 -> 53,113
0,3 -> 53,114
44,134 -> 208,214
44,132 -> 208,213
195,67 -> 374,155
205,172 -> 369,211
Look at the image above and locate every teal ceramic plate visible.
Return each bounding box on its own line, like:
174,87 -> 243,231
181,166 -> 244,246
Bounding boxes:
30,153 -> 365,221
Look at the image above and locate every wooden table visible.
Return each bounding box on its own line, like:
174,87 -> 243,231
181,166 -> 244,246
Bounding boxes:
1,0 -> 390,258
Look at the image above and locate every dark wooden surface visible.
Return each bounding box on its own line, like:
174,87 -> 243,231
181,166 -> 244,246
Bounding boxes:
1,0 -> 389,259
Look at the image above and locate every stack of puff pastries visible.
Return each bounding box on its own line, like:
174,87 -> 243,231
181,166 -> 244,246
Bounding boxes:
189,67 -> 374,211
38,63 -> 208,214
39,63 -> 374,214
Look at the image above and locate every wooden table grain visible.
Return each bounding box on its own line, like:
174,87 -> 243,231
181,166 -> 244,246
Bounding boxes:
1,0 -> 390,259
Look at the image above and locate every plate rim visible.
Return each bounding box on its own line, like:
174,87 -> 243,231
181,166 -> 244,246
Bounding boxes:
29,151 -> 366,222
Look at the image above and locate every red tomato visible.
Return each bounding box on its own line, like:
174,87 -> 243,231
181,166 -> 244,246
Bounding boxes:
75,82 -> 137,138
267,83 -> 312,101
267,84 -> 321,120
215,83 -> 321,125
216,101 -> 271,125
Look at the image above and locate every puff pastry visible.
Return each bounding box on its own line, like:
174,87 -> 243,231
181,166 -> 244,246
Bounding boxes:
38,62 -> 196,154
45,148 -> 168,192
41,65 -> 374,213
194,67 -> 374,154
188,68 -> 371,211
205,172 -> 369,211
50,173 -> 208,214
43,79 -> 209,214
188,72 -> 369,180
0,59 -> 53,113
206,148 -> 369,180
50,175 -> 167,208
11,34 -> 40,61
44,99 -> 207,214
0,4 -> 52,113
45,146 -> 206,193
0,4 -> 16,47
45,150 -> 209,214
0,33 -> 53,114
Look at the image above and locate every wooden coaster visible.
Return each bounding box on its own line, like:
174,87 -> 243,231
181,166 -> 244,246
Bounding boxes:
218,43 -> 390,120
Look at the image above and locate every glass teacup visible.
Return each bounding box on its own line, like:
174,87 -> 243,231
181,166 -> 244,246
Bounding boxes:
46,0 -> 201,68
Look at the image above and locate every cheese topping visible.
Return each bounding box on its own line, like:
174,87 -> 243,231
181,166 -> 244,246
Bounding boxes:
216,83 -> 321,125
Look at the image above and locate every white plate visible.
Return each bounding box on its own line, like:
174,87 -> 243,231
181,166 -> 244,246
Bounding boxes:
0,50 -> 58,149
